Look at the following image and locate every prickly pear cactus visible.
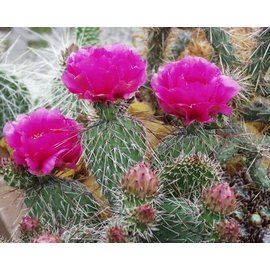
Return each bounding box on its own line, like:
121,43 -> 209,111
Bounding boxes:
1,27 -> 270,243
84,104 -> 147,201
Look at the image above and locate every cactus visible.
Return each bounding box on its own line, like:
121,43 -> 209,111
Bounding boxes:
246,28 -> 270,96
84,104 -> 147,202
204,27 -> 239,69
2,27 -> 270,243
25,179 -> 101,227
75,27 -> 100,47
0,160 -> 46,189
0,71 -> 31,135
243,96 -> 270,124
152,197 -> 202,243
40,77 -> 92,119
161,153 -> 221,200
199,182 -> 237,233
154,125 -> 220,167
146,27 -> 172,74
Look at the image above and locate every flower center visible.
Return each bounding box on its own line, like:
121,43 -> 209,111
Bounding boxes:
32,132 -> 44,139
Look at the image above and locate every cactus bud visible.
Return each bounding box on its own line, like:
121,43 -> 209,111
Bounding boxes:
121,162 -> 159,199
107,226 -> 127,243
32,234 -> 63,243
250,213 -> 262,228
203,182 -> 237,215
216,219 -> 241,242
135,204 -> 156,225
20,216 -> 39,233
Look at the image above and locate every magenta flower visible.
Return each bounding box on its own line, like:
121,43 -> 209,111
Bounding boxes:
61,44 -> 147,102
151,56 -> 240,125
3,108 -> 83,176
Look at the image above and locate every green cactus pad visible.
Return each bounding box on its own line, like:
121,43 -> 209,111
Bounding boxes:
246,28 -> 270,96
25,179 -> 101,227
154,128 -> 219,167
161,154 -> 221,200
204,27 -> 239,68
84,116 -> 146,201
153,198 -> 202,243
0,71 -> 31,136
0,164 -> 44,189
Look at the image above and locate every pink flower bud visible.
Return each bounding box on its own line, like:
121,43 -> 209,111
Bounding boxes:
203,182 -> 237,215
121,162 -> 159,199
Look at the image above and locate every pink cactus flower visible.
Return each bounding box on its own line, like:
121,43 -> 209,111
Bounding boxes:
151,56 -> 240,125
61,44 -> 147,102
32,234 -> 63,243
20,216 -> 39,233
3,108 -> 83,176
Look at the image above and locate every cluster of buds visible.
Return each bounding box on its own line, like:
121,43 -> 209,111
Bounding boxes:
121,162 -> 159,200
203,182 -> 237,215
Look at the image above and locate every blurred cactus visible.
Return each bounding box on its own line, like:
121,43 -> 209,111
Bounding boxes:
246,28 -> 270,96
75,27 -> 100,47
0,71 -> 31,135
146,27 -> 172,74
204,27 -> 239,69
